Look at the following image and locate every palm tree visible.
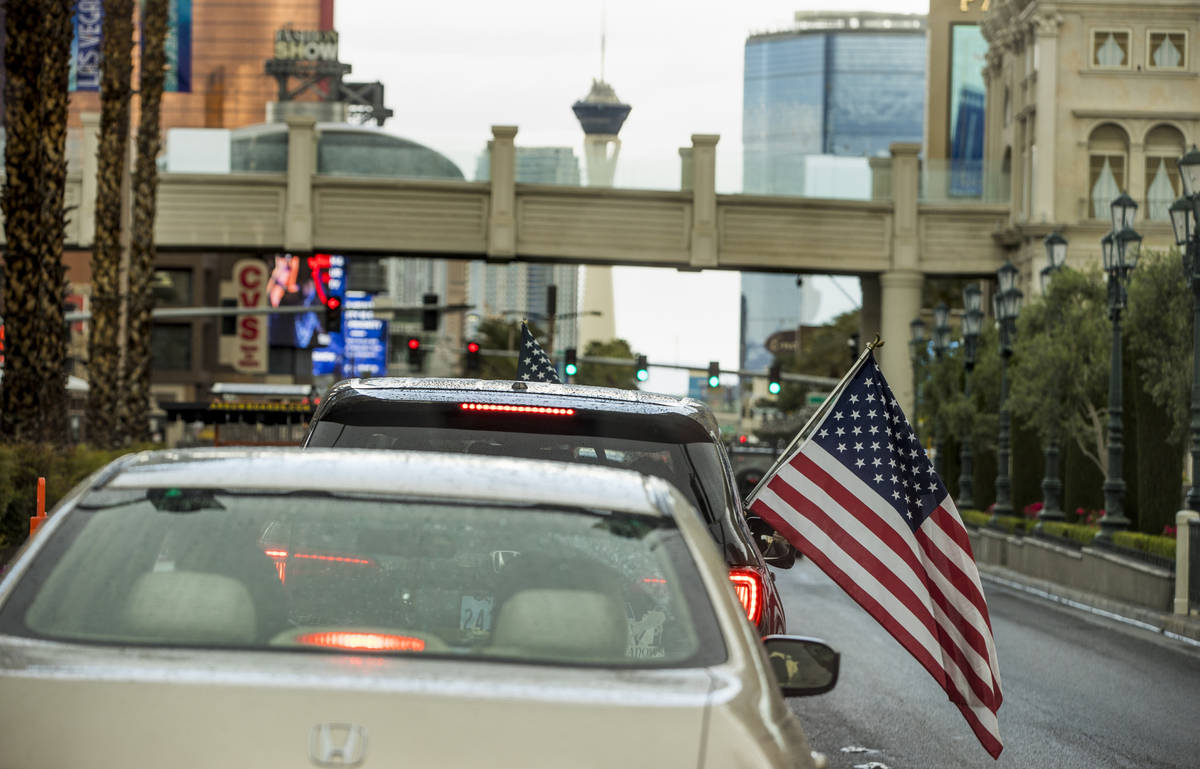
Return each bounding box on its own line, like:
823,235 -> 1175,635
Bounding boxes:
122,0 -> 169,442
86,0 -> 135,448
1,0 -> 74,445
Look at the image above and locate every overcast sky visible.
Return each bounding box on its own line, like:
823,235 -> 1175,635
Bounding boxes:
335,0 -> 927,393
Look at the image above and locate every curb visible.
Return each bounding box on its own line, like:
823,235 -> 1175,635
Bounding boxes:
977,564 -> 1200,648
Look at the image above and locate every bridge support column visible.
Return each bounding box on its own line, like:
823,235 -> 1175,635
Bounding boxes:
284,116 -> 316,252
688,134 -> 719,270
487,125 -> 517,261
879,270 -> 923,419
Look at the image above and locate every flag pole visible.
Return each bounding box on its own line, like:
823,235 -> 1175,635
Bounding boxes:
744,335 -> 884,504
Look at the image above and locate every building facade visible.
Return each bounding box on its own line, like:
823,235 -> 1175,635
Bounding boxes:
981,0 -> 1200,285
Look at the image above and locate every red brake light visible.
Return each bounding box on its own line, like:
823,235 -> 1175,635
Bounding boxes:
295,632 -> 426,652
728,568 -> 764,626
459,403 -> 575,416
292,553 -> 373,566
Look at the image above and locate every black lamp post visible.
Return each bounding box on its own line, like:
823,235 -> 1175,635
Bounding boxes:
990,261 -> 1023,523
910,317 -> 927,440
931,302 -> 951,478
958,284 -> 983,509
1037,232 -> 1069,528
1173,145 -> 1200,512
1096,193 -> 1142,543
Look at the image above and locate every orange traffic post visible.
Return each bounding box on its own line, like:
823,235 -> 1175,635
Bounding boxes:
29,476 -> 47,536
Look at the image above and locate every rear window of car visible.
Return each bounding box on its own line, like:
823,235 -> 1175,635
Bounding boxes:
306,401 -> 733,532
0,488 -> 726,669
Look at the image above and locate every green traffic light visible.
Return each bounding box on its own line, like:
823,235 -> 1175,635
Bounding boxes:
636,370 -> 649,382
565,363 -> 578,376
708,375 -> 720,388
768,381 -> 781,395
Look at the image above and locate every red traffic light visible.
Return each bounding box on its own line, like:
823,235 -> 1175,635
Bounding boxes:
467,341 -> 480,353
407,337 -> 421,350
325,296 -> 341,310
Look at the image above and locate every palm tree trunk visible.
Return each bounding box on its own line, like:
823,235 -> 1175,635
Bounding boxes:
1,0 -> 43,443
34,0 -> 75,443
86,0 -> 135,448
1,0 -> 73,445
123,0 -> 169,443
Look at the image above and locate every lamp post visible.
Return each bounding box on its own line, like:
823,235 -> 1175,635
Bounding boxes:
991,261 -> 1023,523
958,284 -> 983,509
1037,232 -> 1069,528
1096,193 -> 1142,543
910,317 -> 927,440
1173,145 -> 1200,512
931,302 -> 951,478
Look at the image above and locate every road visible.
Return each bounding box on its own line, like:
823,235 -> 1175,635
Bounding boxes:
776,558 -> 1200,769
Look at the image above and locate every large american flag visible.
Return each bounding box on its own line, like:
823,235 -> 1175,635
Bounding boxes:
516,322 -> 561,383
749,352 -> 1003,759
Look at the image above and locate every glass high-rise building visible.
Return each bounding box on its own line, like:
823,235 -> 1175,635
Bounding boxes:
740,12 -> 927,374
743,11 -> 927,196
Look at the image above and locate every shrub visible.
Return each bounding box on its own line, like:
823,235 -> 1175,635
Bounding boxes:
0,443 -> 156,561
1111,530 -> 1176,561
1036,521 -> 1098,547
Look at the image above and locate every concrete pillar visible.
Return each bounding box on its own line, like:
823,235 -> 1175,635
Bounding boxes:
78,112 -> 100,247
487,125 -> 518,261
889,143 -> 921,272
880,142 -> 924,417
1129,141 -> 1146,211
284,115 -> 316,253
688,134 -> 719,270
879,270 -> 923,418
859,274 -> 881,347
1032,16 -> 1060,222
1011,117 -> 1026,224
1175,509 -> 1199,615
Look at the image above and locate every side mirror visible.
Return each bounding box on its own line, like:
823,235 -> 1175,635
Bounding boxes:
745,514 -> 797,569
762,635 -> 839,697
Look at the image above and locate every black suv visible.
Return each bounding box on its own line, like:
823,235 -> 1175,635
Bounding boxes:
302,377 -> 793,635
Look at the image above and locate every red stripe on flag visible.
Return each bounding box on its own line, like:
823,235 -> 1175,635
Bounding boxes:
955,701 -> 1004,760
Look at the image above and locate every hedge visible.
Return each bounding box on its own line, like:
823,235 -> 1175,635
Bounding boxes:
958,508 -> 1177,561
0,443 -> 156,562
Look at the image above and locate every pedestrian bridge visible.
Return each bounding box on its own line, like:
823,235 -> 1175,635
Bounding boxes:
36,118 -> 1019,410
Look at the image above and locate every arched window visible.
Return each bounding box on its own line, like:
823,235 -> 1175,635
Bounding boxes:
1088,124 -> 1129,220
1144,124 -> 1186,220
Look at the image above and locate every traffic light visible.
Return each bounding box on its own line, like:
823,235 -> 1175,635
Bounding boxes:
564,348 -> 578,377
707,361 -> 720,388
406,337 -> 422,368
635,354 -> 648,382
422,293 -> 439,332
324,295 -> 343,334
465,340 -> 481,373
768,362 -> 782,395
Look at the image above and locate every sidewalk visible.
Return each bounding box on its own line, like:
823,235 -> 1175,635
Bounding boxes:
977,563 -> 1200,647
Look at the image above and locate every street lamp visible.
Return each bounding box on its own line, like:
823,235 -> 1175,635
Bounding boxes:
931,302 -> 951,478
910,316 -> 927,440
1175,145 -> 1200,512
958,284 -> 983,509
990,261 -> 1023,523
1037,232 -> 1069,528
1096,194 -> 1142,543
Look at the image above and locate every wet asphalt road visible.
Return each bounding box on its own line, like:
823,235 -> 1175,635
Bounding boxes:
775,558 -> 1200,769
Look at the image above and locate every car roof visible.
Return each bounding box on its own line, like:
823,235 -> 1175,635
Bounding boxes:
95,447 -> 676,518
320,377 -> 722,438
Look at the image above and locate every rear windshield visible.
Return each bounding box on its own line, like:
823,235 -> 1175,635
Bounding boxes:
1,488 -> 726,668
306,401 -> 733,531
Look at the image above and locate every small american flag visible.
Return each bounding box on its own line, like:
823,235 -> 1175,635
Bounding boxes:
749,351 -> 1003,759
516,322 -> 561,383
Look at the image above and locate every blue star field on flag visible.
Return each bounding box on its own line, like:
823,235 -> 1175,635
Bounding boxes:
516,322 -> 561,383
809,356 -> 947,533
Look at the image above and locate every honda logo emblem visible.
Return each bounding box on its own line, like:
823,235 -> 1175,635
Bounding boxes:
309,723 -> 367,767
